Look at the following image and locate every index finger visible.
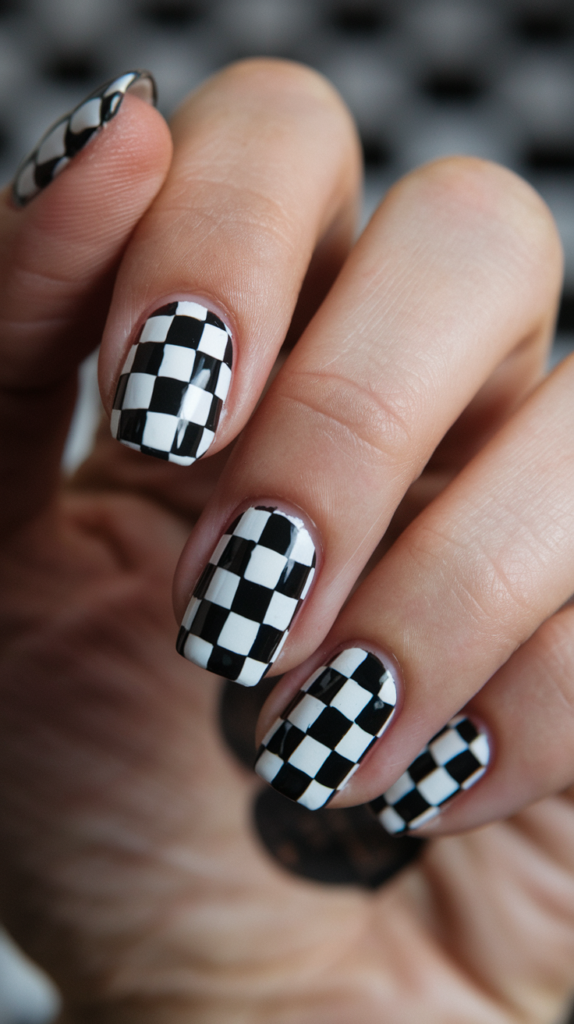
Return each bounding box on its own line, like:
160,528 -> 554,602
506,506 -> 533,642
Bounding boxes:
99,59 -> 362,465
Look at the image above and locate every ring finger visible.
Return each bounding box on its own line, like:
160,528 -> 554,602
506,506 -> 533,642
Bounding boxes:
256,348 -> 574,815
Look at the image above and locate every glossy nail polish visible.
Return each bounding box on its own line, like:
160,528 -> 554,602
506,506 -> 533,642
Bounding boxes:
177,506 -> 316,686
255,648 -> 397,810
370,715 -> 490,833
111,301 -> 232,464
12,70 -> 156,207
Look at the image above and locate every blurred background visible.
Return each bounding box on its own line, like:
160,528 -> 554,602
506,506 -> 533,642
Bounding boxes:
1,0 -> 574,1020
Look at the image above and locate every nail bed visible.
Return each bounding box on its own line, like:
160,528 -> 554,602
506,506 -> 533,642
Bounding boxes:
255,648 -> 397,810
370,715 -> 490,833
177,506 -> 316,685
111,300 -> 232,465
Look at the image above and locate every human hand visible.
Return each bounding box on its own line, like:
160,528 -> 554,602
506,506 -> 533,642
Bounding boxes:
1,60 -> 573,1023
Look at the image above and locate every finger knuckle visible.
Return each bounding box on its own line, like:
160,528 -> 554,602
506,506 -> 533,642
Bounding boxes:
277,367 -> 419,473
406,517 -> 540,641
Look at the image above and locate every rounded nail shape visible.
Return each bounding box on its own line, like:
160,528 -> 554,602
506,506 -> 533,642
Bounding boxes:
177,506 -> 316,685
255,648 -> 398,810
111,301 -> 233,465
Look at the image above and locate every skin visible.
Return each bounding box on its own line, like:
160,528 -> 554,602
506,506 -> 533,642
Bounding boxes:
1,59 -> 574,1023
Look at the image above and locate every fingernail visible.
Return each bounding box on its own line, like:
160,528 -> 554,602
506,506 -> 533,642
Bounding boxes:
255,648 -> 397,810
370,715 -> 490,834
177,506 -> 316,685
12,70 -> 156,207
111,301 -> 233,465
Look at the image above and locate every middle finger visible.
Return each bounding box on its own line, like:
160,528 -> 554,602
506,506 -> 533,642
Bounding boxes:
174,157 -> 562,686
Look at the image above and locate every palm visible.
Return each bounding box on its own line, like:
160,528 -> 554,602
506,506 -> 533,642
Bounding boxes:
1,440 -> 573,1024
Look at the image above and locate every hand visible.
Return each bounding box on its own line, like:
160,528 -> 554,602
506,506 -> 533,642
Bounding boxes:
1,60 -> 573,1024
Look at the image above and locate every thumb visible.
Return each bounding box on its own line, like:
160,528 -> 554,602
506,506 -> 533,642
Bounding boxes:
0,72 -> 172,530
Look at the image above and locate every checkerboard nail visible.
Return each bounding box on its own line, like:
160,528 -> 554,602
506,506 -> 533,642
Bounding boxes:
370,715 -> 490,834
111,301 -> 233,465
12,70 -> 156,207
255,648 -> 397,810
177,506 -> 316,685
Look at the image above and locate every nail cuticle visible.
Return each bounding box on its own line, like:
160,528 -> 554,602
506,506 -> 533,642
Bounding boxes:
126,293 -> 236,357
177,504 -> 318,686
111,299 -> 233,465
12,70 -> 156,207
255,646 -> 399,810
370,714 -> 491,834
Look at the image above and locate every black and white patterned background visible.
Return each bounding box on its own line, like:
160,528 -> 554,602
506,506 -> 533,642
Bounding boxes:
1,1 -> 574,1020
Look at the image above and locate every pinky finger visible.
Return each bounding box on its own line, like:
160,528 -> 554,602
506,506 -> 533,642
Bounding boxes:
371,604 -> 574,835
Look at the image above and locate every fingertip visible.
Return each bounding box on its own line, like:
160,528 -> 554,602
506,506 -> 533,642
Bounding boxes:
5,91 -> 172,267
0,82 -> 173,392
26,93 -> 172,244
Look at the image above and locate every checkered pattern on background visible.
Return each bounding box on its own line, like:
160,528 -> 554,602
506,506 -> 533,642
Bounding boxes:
177,506 -> 316,686
111,300 -> 232,465
3,0 -> 574,342
255,648 -> 397,810
12,71 -> 155,206
370,715 -> 490,834
6,1 -> 574,335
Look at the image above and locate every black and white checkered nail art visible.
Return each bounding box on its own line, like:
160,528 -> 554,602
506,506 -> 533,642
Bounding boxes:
255,649 -> 397,810
370,715 -> 490,833
12,70 -> 156,207
177,506 -> 316,686
111,301 -> 233,465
